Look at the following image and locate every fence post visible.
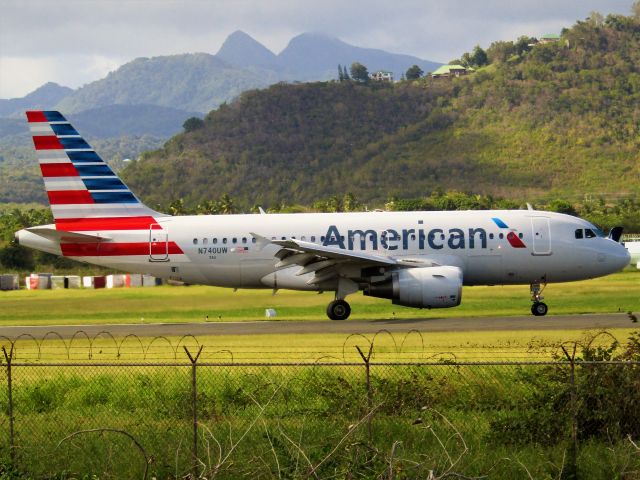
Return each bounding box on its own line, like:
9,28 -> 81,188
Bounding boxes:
2,345 -> 15,466
184,345 -> 203,479
356,344 -> 374,442
561,344 -> 578,480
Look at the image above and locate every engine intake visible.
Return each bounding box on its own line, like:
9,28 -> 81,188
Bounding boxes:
364,266 -> 462,308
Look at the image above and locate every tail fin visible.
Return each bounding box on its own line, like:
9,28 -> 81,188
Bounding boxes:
26,111 -> 164,231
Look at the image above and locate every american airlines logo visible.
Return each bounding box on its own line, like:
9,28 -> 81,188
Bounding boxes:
323,218 -> 526,252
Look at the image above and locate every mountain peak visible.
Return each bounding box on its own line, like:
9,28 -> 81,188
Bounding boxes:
24,82 -> 74,102
216,30 -> 277,68
277,32 -> 440,81
0,81 -> 74,118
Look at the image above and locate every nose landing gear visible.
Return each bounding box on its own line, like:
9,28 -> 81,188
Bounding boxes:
530,282 -> 548,316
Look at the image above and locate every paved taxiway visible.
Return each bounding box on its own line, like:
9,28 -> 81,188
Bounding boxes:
0,313 -> 634,339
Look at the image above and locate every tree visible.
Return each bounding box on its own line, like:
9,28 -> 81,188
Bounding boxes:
219,193 -> 235,214
337,64 -> 344,81
195,199 -> 221,215
183,117 -> 204,133
547,199 -> 577,216
462,45 -> 488,68
342,65 -> 350,81
514,36 -> 535,56
343,192 -> 361,212
471,45 -> 488,67
487,40 -> 516,64
405,65 -> 424,80
0,243 -> 34,270
588,11 -> 604,27
350,62 -> 369,83
633,1 -> 640,19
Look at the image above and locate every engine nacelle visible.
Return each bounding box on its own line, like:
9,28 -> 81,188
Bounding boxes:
364,266 -> 462,308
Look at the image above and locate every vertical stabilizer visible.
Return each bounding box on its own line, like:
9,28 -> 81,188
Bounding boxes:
26,110 -> 165,231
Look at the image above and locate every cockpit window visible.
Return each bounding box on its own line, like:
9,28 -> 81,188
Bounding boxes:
575,229 -> 583,239
585,228 -> 596,238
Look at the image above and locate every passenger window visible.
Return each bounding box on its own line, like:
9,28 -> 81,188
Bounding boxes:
585,229 -> 596,238
489,233 -> 494,240
321,236 -> 325,242
252,238 -> 257,244
575,229 -> 583,239
518,233 -> 524,239
203,238 -> 208,245
242,237 -> 247,243
499,233 -> 504,239
213,238 -> 218,244
311,236 -> 316,242
223,238 -> 228,244
301,236 -> 306,241
232,238 -> 237,244
193,238 -> 198,245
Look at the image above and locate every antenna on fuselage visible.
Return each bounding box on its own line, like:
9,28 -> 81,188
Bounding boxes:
526,203 -> 534,211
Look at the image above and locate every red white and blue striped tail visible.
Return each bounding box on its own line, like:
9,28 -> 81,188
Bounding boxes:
26,111 -> 165,231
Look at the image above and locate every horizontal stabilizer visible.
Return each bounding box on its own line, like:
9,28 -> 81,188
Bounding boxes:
26,226 -> 112,243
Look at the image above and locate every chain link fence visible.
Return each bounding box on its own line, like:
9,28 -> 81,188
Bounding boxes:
0,335 -> 639,479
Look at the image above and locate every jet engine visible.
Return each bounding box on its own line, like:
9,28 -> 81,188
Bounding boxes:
364,266 -> 462,308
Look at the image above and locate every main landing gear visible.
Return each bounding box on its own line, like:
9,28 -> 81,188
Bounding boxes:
530,282 -> 548,316
327,299 -> 351,320
326,278 -> 358,320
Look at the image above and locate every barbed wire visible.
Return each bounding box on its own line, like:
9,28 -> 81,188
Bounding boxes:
0,327 -> 631,364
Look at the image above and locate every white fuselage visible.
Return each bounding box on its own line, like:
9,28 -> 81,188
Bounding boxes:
17,209 -> 631,290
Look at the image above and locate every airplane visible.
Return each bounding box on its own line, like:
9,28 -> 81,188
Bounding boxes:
15,111 -> 631,320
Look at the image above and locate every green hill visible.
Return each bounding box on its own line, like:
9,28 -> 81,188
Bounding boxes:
56,53 -> 279,114
122,14 -> 640,209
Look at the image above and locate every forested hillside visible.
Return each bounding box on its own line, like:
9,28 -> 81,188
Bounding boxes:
123,13 -> 640,209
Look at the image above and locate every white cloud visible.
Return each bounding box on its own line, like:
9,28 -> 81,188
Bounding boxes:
0,55 -> 123,98
0,0 -> 635,98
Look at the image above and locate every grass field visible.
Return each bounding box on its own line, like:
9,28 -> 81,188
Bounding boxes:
3,328 -> 639,363
0,273 -> 637,478
0,270 -> 637,325
0,269 -> 637,362
2,361 -> 639,478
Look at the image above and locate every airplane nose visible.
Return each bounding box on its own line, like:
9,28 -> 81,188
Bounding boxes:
610,243 -> 631,271
620,245 -> 632,269
596,242 -> 631,274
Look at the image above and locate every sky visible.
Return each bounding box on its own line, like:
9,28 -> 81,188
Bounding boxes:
0,0 -> 634,99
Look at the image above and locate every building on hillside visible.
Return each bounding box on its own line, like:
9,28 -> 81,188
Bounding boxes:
371,70 -> 394,82
539,33 -> 561,44
431,64 -> 474,79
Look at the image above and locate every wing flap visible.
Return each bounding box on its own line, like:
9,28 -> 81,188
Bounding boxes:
270,238 -> 398,266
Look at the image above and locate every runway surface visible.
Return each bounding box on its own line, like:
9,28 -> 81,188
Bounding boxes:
0,313 -> 634,339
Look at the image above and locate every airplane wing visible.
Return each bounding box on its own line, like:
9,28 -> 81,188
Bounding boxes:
251,233 -> 442,285
271,238 -> 398,266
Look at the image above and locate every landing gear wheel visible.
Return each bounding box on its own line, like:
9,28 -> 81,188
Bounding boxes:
327,299 -> 351,320
531,302 -> 548,316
